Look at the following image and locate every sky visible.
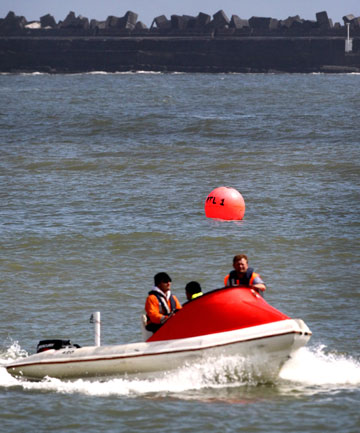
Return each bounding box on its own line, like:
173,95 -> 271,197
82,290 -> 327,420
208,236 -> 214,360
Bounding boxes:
1,1 -> 359,27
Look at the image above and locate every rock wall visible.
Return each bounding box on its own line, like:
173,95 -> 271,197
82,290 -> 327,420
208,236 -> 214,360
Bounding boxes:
2,9 -> 360,36
0,10 -> 360,73
1,35 -> 359,73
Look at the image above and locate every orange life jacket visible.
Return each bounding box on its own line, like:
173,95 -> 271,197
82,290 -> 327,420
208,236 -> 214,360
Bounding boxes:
224,268 -> 256,287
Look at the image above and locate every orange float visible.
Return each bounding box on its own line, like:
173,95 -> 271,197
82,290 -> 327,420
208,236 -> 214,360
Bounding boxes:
204,186 -> 245,220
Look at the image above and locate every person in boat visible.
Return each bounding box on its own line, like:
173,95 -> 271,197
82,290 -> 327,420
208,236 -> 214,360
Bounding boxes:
145,272 -> 182,333
224,254 -> 266,294
185,281 -> 203,301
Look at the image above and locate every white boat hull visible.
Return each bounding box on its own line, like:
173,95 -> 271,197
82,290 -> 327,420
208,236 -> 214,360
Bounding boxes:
7,319 -> 311,381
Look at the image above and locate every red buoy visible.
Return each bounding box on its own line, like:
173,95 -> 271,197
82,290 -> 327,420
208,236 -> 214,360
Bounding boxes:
204,186 -> 245,220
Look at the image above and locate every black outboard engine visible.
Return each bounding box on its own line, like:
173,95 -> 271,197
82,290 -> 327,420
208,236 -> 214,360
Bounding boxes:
36,339 -> 81,353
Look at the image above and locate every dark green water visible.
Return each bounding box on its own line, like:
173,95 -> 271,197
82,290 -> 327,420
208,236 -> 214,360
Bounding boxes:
1,72 -> 359,432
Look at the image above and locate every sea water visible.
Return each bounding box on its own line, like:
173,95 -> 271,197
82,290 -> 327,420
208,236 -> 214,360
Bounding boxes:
0,72 -> 359,432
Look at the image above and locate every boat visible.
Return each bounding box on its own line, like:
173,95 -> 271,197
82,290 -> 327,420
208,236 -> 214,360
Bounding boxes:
6,287 -> 312,381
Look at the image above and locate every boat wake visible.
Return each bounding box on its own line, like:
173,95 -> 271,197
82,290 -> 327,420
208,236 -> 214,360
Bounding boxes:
1,341 -> 360,398
279,344 -> 360,386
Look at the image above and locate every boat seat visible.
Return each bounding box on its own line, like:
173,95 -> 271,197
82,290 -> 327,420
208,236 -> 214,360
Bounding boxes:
141,314 -> 153,341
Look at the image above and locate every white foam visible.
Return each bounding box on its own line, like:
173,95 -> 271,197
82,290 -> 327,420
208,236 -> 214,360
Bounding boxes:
0,349 -> 256,397
85,71 -> 109,75
20,72 -> 48,76
279,345 -> 360,386
84,71 -> 164,75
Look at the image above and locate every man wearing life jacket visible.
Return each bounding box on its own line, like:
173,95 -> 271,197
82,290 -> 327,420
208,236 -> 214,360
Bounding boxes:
145,272 -> 182,333
224,254 -> 266,294
185,281 -> 203,301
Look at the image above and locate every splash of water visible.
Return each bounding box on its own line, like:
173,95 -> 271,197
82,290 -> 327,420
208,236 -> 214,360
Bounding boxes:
0,340 -> 28,361
279,345 -> 360,386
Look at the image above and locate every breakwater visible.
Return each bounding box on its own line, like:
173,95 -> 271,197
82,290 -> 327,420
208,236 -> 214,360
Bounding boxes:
1,10 -> 360,73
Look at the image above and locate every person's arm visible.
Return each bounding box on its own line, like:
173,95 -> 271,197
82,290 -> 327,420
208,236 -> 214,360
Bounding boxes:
145,295 -> 167,324
251,273 -> 266,292
252,282 -> 266,292
173,296 -> 182,310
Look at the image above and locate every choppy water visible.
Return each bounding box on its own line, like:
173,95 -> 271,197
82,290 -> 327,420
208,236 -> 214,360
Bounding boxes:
1,72 -> 360,433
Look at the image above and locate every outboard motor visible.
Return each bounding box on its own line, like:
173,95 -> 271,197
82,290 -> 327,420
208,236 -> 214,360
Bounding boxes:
36,339 -> 81,353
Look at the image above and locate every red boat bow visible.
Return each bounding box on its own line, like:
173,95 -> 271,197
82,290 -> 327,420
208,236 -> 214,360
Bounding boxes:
147,287 -> 290,342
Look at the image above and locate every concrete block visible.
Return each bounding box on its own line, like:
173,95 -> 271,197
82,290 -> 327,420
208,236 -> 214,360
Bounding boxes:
151,15 -> 171,30
171,15 -> 186,30
90,19 -> 106,30
249,16 -> 273,30
353,17 -> 360,28
230,15 -> 249,29
61,11 -> 89,29
105,16 -> 121,28
0,11 -> 27,33
280,15 -> 302,29
213,10 -> 230,28
316,11 -> 333,29
118,11 -> 138,30
196,12 -> 211,28
183,15 -> 197,29
135,21 -> 148,30
269,18 -> 279,30
124,11 -> 138,26
40,14 -> 57,28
